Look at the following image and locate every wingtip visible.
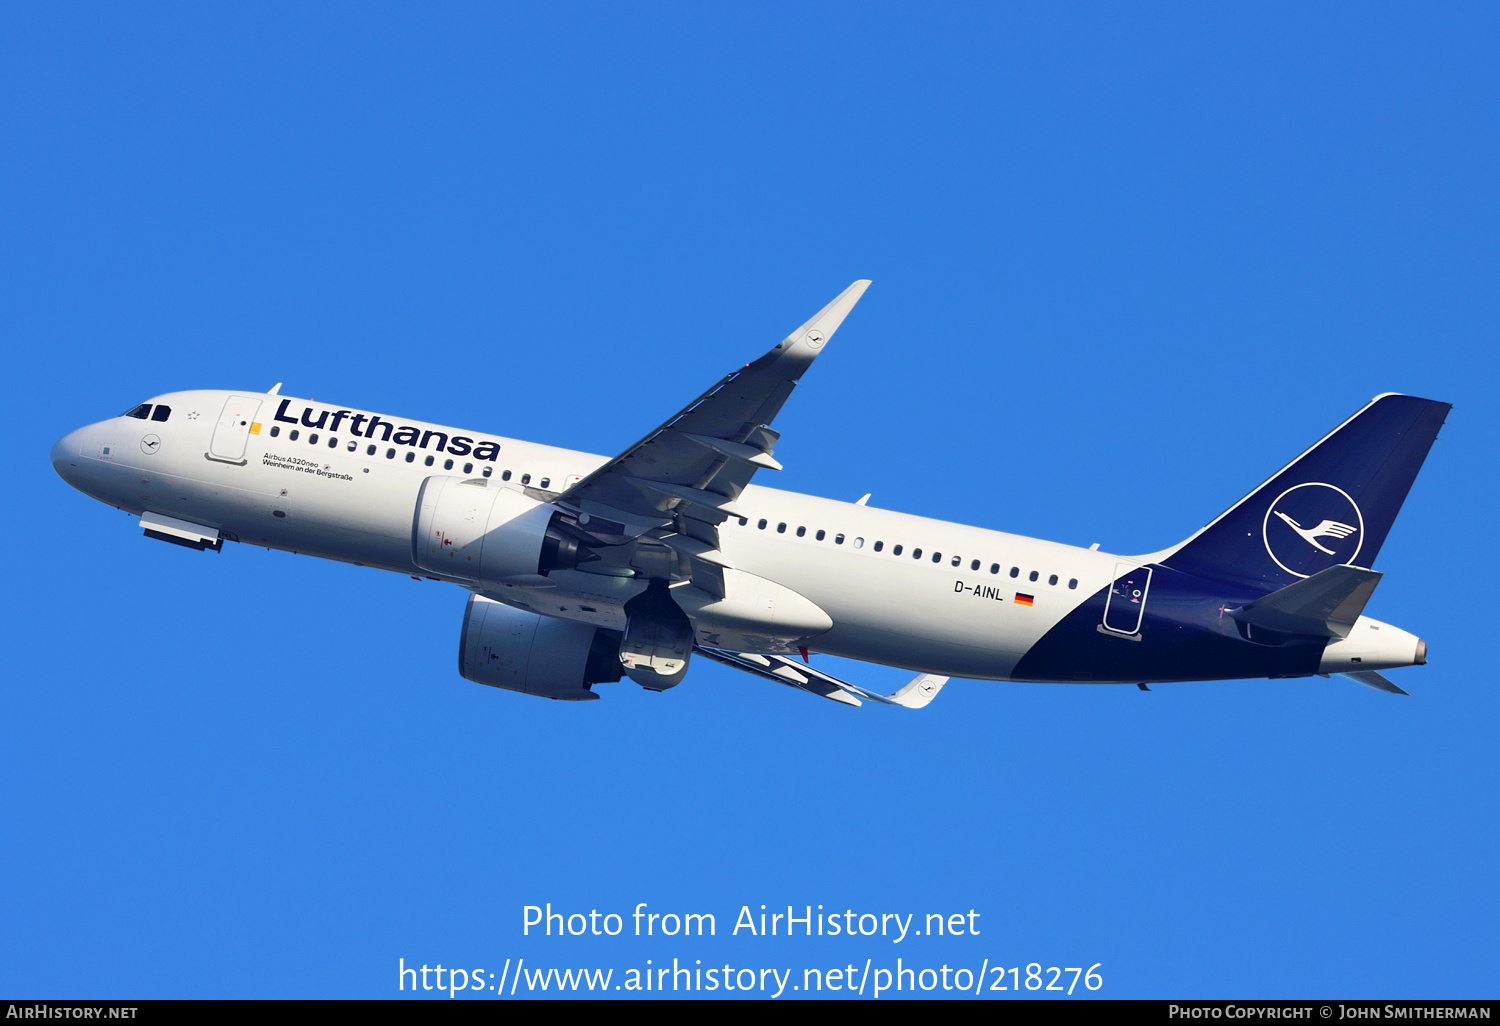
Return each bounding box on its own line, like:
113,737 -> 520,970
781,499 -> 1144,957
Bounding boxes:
841,279 -> 873,304
804,280 -> 872,333
747,281 -> 876,374
888,673 -> 948,709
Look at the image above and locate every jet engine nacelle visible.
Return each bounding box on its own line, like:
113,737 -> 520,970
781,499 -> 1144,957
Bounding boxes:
413,476 -> 585,583
459,595 -> 623,700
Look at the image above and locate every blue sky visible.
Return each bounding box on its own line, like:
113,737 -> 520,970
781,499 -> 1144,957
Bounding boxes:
3,2 -> 1496,999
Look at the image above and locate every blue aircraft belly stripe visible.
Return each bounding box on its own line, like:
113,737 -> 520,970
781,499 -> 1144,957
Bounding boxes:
1012,566 -> 1325,684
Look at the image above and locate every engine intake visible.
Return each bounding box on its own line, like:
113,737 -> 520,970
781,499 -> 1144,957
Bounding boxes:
459,595 -> 623,700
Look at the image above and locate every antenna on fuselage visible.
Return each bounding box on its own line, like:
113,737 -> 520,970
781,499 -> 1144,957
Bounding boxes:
267,383 -> 282,395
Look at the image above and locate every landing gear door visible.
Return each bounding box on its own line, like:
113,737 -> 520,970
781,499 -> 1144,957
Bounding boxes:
1102,563 -> 1151,636
209,395 -> 263,463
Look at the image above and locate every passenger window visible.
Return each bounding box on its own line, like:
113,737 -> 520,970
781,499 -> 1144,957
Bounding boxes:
816,530 -> 826,541
443,459 -> 454,470
501,470 -> 511,481
873,541 -> 883,552
971,560 -> 980,571
151,406 -> 171,422
913,548 -> 922,559
289,430 -> 299,441
1029,570 -> 1039,582
796,526 -> 806,537
1010,567 -> 1019,578
386,449 -> 395,459
1068,579 -> 1078,589
990,563 -> 999,574
329,437 -> 338,448
835,534 -> 845,545
424,455 -> 434,466
738,517 -> 747,526
951,555 -> 961,567
270,426 -> 280,437
1049,574 -> 1058,586
893,544 -> 903,556
932,552 -> 942,563
758,519 -> 768,530
367,445 -> 376,456
777,522 -> 787,533
405,452 -> 415,463
540,478 -> 550,489
309,433 -> 318,445
125,403 -> 152,419
347,441 -> 356,451
853,537 -> 864,549
482,467 -> 492,477
521,474 -> 531,485
463,463 -> 473,474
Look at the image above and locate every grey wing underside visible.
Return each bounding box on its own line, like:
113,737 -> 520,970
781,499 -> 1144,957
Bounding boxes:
549,280 -> 871,598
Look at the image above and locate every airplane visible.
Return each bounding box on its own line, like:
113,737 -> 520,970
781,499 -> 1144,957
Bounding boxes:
50,281 -> 1450,707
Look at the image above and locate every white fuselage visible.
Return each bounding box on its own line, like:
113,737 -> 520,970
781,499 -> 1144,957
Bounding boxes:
53,389 -> 1125,680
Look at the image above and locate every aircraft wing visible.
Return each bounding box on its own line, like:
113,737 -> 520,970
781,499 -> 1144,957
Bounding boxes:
696,647 -> 948,709
551,280 -> 872,595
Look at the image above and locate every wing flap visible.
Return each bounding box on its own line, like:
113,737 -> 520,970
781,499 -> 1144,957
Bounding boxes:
698,648 -> 948,710
681,432 -> 784,471
697,648 -> 862,706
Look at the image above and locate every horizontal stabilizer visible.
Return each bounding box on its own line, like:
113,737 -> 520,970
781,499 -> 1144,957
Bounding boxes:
1339,670 -> 1410,696
1232,564 -> 1381,639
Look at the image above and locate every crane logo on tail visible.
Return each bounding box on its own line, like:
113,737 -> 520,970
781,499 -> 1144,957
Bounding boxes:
1271,511 -> 1357,554
1263,483 -> 1365,578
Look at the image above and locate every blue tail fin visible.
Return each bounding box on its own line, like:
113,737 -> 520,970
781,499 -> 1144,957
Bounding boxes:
1160,394 -> 1450,592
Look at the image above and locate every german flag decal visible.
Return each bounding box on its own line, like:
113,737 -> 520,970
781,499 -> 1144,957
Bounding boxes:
1014,593 -> 1034,606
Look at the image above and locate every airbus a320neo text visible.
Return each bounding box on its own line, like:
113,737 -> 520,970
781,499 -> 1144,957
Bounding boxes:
52,282 -> 1449,708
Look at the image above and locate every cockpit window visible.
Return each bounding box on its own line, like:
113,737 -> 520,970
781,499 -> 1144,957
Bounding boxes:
124,403 -> 152,419
150,405 -> 171,422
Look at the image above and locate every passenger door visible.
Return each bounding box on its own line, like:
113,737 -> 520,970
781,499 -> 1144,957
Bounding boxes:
208,396 -> 262,464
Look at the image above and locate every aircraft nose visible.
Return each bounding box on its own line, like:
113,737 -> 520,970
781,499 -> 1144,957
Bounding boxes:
51,427 -> 87,485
